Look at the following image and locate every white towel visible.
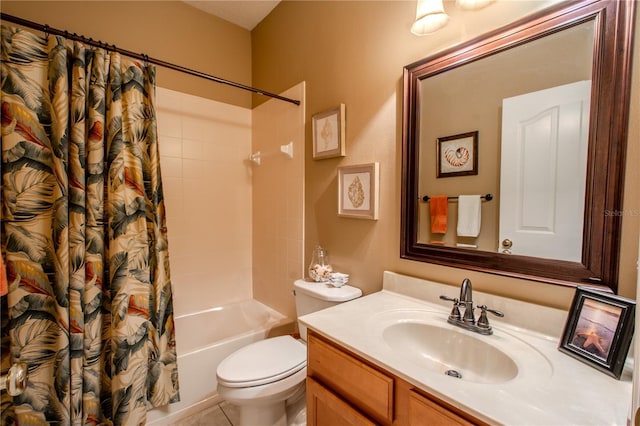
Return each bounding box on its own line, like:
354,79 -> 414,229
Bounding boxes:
457,195 -> 481,237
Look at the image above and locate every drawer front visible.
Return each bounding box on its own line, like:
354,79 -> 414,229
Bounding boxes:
308,332 -> 394,423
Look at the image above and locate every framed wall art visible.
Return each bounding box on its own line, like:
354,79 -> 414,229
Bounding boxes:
338,162 -> 379,220
313,104 -> 346,160
559,286 -> 635,379
437,131 -> 478,178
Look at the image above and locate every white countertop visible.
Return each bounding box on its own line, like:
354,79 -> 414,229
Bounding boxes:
299,272 -> 633,425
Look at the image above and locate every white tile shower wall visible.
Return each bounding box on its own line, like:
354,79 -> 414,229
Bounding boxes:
156,87 -> 253,317
251,83 -> 306,319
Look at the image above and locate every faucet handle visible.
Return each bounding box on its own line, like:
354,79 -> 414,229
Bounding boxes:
439,295 -> 461,320
478,305 -> 504,317
476,305 -> 504,330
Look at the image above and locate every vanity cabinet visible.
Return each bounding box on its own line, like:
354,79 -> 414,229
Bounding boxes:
306,330 -> 483,426
407,390 -> 474,426
307,377 -> 376,426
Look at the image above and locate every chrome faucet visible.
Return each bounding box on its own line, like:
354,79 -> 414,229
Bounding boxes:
459,278 -> 475,325
440,278 -> 504,335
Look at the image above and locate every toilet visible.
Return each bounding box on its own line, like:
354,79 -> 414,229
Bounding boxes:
216,279 -> 362,426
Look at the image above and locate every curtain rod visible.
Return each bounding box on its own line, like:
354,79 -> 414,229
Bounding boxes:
0,13 -> 300,106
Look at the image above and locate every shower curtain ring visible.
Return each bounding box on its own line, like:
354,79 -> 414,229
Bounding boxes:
43,24 -> 49,40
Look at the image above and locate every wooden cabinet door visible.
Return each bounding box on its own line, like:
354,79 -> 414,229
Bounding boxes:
308,332 -> 394,423
408,390 -> 475,426
307,377 -> 377,426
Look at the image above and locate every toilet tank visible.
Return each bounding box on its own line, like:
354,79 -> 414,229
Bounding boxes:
293,279 -> 362,340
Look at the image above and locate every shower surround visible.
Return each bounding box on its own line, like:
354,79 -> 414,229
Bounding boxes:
152,83 -> 305,421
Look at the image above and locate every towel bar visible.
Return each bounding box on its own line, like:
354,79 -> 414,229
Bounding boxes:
422,194 -> 493,202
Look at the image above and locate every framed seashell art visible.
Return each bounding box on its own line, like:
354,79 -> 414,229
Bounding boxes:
337,162 -> 379,220
436,131 -> 478,178
312,104 -> 346,160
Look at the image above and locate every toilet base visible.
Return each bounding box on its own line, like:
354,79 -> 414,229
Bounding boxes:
218,367 -> 307,426
238,403 -> 287,426
285,390 -> 306,426
235,389 -> 305,426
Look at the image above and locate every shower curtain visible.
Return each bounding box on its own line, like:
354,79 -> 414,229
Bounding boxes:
0,26 -> 179,425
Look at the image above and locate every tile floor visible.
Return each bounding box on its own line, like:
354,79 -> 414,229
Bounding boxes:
172,401 -> 240,426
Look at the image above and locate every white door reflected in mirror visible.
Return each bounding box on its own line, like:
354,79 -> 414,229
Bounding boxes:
499,80 -> 591,262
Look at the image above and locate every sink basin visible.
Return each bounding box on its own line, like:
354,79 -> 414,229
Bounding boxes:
383,322 -> 518,384
368,309 -> 552,385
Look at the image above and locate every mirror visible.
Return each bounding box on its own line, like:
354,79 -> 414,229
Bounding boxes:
401,0 -> 636,292
418,21 -> 594,261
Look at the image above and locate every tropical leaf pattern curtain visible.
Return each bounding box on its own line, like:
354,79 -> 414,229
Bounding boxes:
0,26 -> 179,425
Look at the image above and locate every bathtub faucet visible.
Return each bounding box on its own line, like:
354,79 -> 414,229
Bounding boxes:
439,278 -> 504,335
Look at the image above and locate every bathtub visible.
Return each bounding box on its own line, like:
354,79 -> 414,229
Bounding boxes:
146,299 -> 290,425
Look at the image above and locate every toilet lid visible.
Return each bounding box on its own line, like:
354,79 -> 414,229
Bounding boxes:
294,279 -> 362,302
217,335 -> 307,388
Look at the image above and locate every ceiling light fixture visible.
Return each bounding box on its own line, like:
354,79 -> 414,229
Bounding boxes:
456,0 -> 495,10
411,0 -> 449,36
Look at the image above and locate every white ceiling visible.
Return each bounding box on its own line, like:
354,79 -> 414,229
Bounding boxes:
183,1 -> 281,30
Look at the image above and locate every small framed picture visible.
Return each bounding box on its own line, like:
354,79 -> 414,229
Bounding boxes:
436,131 -> 478,178
559,286 -> 635,379
312,104 -> 346,160
338,162 -> 379,220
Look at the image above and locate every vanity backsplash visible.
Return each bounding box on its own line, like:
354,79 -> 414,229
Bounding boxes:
382,271 -> 570,338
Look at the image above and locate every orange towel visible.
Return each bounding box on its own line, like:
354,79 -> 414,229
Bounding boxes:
0,252 -> 7,297
430,195 -> 448,234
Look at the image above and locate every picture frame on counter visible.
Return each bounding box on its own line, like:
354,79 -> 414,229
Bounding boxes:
559,286 -> 635,379
337,162 -> 379,220
312,103 -> 346,160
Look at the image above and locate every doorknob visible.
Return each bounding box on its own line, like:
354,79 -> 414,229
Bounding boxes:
501,239 -> 512,254
0,362 -> 28,396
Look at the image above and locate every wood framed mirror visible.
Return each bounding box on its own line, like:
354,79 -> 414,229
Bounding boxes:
401,0 -> 636,293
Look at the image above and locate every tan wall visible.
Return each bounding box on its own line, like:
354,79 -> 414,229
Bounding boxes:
252,0 -> 640,310
2,1 -> 253,108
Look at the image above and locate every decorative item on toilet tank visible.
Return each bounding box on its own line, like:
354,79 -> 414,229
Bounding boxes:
308,246 -> 333,282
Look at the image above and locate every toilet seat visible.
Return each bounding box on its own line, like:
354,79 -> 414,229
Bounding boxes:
217,335 -> 306,388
